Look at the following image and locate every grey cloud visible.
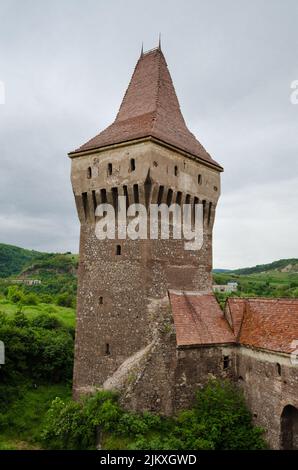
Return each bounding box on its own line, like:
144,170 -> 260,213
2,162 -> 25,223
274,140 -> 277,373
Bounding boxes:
0,0 -> 297,268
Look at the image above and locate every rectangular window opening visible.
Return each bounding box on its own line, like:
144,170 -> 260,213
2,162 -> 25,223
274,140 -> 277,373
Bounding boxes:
223,356 -> 230,370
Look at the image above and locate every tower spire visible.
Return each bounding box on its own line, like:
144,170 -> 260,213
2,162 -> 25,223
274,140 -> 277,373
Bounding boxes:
158,33 -> 161,50
140,41 -> 144,57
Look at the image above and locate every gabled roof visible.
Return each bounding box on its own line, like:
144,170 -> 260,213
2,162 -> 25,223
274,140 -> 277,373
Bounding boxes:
69,47 -> 222,170
227,297 -> 298,354
169,291 -> 235,347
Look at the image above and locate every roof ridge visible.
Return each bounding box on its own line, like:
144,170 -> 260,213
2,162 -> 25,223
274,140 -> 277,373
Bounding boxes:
114,55 -> 142,123
70,48 -> 223,170
151,50 -> 162,133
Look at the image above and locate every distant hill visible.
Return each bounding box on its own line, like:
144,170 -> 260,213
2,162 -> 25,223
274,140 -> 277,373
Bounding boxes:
0,243 -> 45,278
213,269 -> 232,273
230,259 -> 298,276
0,243 -> 78,279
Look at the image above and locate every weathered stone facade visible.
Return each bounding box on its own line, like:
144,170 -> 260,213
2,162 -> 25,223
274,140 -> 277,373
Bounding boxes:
69,46 -> 298,449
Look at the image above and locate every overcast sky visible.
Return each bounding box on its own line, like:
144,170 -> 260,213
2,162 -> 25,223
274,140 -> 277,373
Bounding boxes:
0,0 -> 297,268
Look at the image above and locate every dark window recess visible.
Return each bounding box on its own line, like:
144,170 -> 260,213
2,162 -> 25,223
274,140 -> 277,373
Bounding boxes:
92,190 -> 97,213
112,187 -> 118,212
223,356 -> 230,369
87,167 -> 92,179
99,296 -> 103,305
100,188 -> 107,204
108,163 -> 112,175
174,165 -> 178,176
82,192 -> 88,219
130,158 -> 135,171
133,184 -> 139,204
176,191 -> 182,205
198,174 -> 202,185
116,245 -> 121,256
105,343 -> 110,355
123,185 -> 129,209
157,185 -> 164,205
277,363 -> 281,376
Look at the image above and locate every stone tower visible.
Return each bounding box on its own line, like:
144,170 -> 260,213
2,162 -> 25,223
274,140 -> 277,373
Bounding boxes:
69,45 -> 223,409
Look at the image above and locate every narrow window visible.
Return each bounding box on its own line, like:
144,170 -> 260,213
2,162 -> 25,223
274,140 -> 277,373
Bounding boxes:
157,185 -> 164,205
130,158 -> 135,171
133,184 -> 139,204
87,167 -> 92,179
92,190 -> 97,213
208,202 -> 212,225
166,188 -> 173,206
198,174 -> 202,185
99,296 -> 103,305
112,187 -> 118,213
174,165 -> 178,176
108,163 -> 112,176
82,192 -> 88,220
176,191 -> 182,205
277,363 -> 281,376
100,188 -> 107,204
123,185 -> 129,209
223,356 -> 230,370
105,343 -> 110,355
116,245 -> 121,256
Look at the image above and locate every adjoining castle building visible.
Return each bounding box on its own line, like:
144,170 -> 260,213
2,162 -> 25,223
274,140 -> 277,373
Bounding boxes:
68,45 -> 298,449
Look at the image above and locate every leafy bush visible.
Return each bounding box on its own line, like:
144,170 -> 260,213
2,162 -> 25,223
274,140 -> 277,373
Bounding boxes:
0,312 -> 74,387
22,293 -> 39,306
56,293 -> 74,308
41,380 -> 267,450
7,286 -> 24,304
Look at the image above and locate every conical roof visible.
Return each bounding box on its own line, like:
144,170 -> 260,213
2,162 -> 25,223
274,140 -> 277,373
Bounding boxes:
70,47 -> 222,169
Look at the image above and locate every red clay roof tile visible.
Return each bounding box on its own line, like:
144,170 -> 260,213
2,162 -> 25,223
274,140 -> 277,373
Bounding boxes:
227,298 -> 298,354
169,291 -> 235,347
70,48 -> 222,169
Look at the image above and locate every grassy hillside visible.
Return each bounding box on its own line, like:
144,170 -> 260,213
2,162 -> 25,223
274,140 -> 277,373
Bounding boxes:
0,243 -> 47,278
230,258 -> 298,275
0,244 -> 78,308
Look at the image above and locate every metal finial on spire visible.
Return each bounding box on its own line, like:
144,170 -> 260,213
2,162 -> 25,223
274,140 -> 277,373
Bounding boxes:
140,42 -> 144,57
158,33 -> 161,50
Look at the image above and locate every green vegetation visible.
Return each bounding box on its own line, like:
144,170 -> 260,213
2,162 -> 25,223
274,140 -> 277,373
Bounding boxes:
41,381 -> 266,450
0,310 -> 74,449
213,259 -> 298,308
0,243 -> 296,450
231,258 -> 298,275
0,243 -> 78,308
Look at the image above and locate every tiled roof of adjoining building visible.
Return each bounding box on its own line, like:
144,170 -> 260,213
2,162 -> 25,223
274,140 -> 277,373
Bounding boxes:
69,48 -> 222,170
227,297 -> 298,354
169,293 -> 298,355
168,291 -> 235,347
